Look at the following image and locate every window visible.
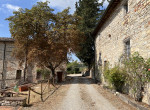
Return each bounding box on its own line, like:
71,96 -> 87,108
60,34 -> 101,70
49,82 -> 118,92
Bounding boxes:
125,40 -> 130,57
124,1 -> 128,13
16,70 -> 22,79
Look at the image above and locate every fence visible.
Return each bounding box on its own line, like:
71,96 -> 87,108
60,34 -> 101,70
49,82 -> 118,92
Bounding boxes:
0,78 -> 61,105
27,78 -> 61,104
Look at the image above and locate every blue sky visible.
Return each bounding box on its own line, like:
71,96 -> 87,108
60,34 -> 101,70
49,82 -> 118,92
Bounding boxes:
0,0 -> 108,61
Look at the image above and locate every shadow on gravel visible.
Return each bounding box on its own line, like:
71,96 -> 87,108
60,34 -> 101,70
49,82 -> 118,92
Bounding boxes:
63,75 -> 95,85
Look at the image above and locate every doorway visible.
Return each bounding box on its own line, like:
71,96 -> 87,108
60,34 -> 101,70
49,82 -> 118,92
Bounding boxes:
57,72 -> 63,83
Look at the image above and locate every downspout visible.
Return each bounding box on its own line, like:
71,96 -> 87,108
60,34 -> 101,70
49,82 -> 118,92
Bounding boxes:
2,42 -> 6,89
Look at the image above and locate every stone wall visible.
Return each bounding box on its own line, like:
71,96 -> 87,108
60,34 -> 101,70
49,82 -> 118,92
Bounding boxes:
0,97 -> 26,106
95,0 -> 150,104
0,41 -> 36,88
56,62 -> 67,81
0,40 -> 67,87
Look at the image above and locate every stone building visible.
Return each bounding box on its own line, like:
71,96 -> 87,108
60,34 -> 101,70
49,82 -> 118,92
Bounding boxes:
93,0 -> 150,104
0,37 -> 66,89
0,37 -> 34,88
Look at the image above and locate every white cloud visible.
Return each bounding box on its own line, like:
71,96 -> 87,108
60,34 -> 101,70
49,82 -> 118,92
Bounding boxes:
38,0 -> 78,13
37,0 -> 109,14
2,4 -> 20,11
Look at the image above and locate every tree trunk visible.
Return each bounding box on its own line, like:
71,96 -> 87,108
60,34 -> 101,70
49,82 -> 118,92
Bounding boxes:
24,49 -> 28,82
88,63 -> 91,76
49,67 -> 56,86
24,39 -> 28,82
51,68 -> 55,78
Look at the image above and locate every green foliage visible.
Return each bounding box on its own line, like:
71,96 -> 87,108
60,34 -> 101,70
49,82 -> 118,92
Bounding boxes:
123,52 -> 150,101
75,68 -> 80,73
145,58 -> 150,77
37,68 -> 51,79
103,62 -> 110,81
67,61 -> 78,74
6,2 -> 82,78
75,0 -> 103,35
104,65 -> 126,92
67,61 -> 86,74
109,67 -> 126,92
75,0 -> 106,69
104,52 -> 150,101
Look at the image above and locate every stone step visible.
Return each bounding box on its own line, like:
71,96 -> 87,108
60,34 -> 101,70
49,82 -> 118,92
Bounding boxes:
0,97 -> 27,106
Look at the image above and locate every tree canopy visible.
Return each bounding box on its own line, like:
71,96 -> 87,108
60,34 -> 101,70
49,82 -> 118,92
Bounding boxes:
75,0 -> 106,70
6,2 -> 83,80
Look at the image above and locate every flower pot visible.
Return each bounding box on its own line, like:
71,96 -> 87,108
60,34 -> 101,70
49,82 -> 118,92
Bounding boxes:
19,85 -> 28,92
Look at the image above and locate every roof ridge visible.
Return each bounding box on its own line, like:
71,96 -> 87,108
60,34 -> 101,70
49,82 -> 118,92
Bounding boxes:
0,37 -> 14,42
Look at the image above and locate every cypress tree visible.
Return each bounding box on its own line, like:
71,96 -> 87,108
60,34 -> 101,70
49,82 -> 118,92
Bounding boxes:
75,0 -> 105,70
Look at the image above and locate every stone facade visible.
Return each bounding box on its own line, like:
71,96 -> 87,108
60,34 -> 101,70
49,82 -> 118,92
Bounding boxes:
56,62 -> 67,82
0,38 -> 36,88
0,97 -> 26,106
94,0 -> 150,104
0,37 -> 67,89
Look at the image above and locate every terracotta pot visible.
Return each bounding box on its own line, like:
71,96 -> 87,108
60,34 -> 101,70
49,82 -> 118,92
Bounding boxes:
19,86 -> 28,92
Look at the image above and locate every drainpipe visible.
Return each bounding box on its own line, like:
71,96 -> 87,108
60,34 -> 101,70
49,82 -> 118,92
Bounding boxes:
2,42 -> 6,89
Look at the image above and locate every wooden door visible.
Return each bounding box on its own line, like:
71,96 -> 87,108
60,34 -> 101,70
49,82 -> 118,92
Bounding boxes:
57,72 -> 63,82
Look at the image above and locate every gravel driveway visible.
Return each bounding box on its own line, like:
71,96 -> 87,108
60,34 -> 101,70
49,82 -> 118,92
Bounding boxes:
22,74 -> 135,110
59,74 -> 117,110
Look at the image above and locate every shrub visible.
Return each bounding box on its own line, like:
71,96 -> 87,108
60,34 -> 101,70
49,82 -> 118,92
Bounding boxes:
103,62 -> 110,82
104,65 -> 126,92
103,52 -> 150,101
145,58 -> 150,78
67,61 -> 85,74
37,68 -> 51,79
123,52 -> 150,101
75,68 -> 80,73
109,67 -> 126,92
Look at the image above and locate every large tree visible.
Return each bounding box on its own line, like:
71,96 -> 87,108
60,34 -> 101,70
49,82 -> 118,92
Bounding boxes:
6,2 -> 82,81
6,2 -> 54,81
75,0 -> 105,70
31,8 -> 82,77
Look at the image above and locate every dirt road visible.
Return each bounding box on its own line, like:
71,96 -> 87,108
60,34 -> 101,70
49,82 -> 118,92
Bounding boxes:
22,74 -> 135,110
59,74 -> 117,110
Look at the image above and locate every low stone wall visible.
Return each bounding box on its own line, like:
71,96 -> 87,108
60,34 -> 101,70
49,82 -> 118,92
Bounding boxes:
101,85 -> 150,110
0,97 -> 26,106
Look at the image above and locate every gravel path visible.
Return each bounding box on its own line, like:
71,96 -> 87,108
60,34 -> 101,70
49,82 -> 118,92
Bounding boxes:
22,74 -> 136,110
59,74 -> 117,110
59,77 -> 90,110
85,79 -> 116,110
